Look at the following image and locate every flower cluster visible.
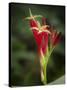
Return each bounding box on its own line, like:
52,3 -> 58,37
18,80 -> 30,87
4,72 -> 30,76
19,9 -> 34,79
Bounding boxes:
25,9 -> 61,57
25,8 -> 61,84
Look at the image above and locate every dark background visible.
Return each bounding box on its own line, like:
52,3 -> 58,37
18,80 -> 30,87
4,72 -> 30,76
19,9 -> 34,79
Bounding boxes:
10,3 -> 65,86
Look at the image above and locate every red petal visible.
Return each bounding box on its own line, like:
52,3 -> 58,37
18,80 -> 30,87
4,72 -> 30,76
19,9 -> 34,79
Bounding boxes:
30,19 -> 38,27
33,30 -> 48,55
41,32 -> 48,55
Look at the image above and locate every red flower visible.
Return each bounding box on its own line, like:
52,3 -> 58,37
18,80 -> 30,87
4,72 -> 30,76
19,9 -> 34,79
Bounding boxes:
50,28 -> 61,46
29,19 -> 50,55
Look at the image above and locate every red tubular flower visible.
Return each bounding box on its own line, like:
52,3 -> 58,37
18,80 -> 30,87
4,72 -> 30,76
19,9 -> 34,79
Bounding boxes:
29,19 -> 50,55
50,30 -> 61,46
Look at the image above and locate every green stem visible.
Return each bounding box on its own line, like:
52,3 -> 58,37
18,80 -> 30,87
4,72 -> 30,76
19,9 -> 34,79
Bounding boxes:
46,46 -> 55,64
40,56 -> 47,84
44,64 -> 47,84
40,46 -> 55,84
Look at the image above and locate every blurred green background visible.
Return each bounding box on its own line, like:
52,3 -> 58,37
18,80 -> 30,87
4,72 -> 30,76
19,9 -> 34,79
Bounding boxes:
10,3 -> 65,86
